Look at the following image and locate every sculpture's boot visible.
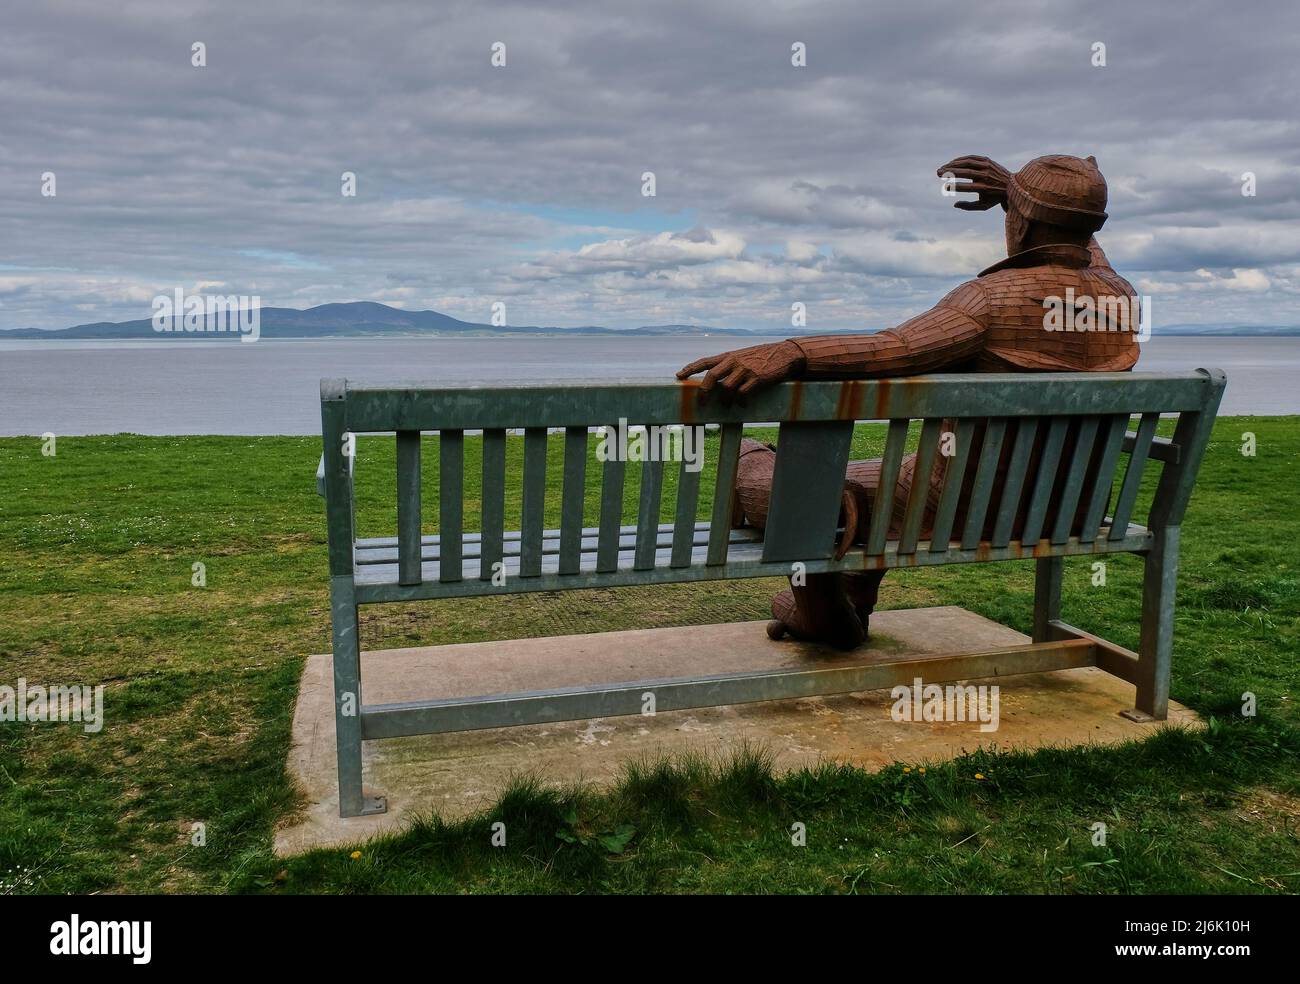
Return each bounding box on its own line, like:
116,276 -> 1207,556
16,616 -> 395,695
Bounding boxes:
843,570 -> 888,633
766,573 -> 866,650
737,437 -> 876,649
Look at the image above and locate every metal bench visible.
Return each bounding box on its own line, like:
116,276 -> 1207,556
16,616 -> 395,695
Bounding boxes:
316,369 -> 1225,817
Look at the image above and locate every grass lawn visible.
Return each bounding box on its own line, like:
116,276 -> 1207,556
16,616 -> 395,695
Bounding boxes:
1,417 -> 1298,894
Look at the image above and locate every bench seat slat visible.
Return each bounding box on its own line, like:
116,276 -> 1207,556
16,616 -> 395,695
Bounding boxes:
359,519 -> 725,550
355,524 -> 764,565
352,527 -> 1155,591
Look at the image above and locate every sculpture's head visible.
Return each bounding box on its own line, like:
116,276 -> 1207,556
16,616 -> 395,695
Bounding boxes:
1004,155 -> 1109,254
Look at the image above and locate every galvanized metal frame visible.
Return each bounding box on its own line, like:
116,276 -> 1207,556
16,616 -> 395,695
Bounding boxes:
318,370 -> 1225,816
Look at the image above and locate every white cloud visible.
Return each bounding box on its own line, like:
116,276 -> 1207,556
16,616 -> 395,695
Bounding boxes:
1,0 -> 1298,330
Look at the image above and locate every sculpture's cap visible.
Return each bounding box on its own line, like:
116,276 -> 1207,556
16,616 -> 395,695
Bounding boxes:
1008,155 -> 1109,232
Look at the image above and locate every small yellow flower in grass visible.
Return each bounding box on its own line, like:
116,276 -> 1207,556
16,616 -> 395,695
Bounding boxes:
974,773 -> 986,781
918,767 -> 926,775
903,766 -> 911,773
349,850 -> 362,860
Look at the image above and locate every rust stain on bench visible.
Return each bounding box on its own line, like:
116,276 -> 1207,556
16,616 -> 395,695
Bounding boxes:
787,380 -> 804,421
835,380 -> 865,420
678,379 -> 699,424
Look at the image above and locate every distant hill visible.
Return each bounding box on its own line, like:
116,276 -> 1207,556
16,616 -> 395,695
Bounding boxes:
0,302 -> 761,339
1157,324 -> 1300,336
1,302 -> 1296,339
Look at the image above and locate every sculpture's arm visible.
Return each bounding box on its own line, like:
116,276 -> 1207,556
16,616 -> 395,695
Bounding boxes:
789,282 -> 989,379
677,281 -> 990,393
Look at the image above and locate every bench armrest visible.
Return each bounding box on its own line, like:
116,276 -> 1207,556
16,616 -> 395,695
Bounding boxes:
1123,431 -> 1180,465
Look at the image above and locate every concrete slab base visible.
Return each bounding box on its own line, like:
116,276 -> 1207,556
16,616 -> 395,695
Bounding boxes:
275,606 -> 1198,855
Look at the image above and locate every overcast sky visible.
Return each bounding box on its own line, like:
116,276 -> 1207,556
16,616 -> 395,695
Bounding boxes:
3,0 -> 1298,331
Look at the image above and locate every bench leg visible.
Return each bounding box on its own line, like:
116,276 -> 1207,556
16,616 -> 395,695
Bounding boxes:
1032,557 -> 1062,644
1124,526 -> 1180,722
331,575 -> 387,817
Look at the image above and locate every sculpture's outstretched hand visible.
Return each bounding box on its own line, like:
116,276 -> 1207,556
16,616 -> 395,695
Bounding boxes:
939,155 -> 1011,211
676,340 -> 806,396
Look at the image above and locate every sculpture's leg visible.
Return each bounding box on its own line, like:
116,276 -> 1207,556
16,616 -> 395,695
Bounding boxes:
1125,526 -> 1180,722
738,438 -> 889,649
844,569 -> 888,629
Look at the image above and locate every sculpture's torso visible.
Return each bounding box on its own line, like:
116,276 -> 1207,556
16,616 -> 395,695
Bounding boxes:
955,243 -> 1140,373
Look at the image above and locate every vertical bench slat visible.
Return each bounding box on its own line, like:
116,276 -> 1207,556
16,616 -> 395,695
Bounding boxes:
707,423 -> 743,566
1050,416 -> 1101,544
959,417 -> 1007,550
1078,414 -> 1129,544
634,431 -> 666,570
761,421 -> 855,563
479,428 -> 506,580
671,441 -> 703,568
866,418 -> 911,554
897,418 -> 943,555
438,430 -> 464,583
1108,412 -> 1160,540
520,427 -> 548,577
596,425 -> 628,573
1020,416 -> 1069,544
990,418 -> 1038,548
396,430 -> 423,585
558,426 -> 588,575
926,418 -> 975,552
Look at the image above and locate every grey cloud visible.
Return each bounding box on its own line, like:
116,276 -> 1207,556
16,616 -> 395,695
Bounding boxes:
1,0 -> 1298,331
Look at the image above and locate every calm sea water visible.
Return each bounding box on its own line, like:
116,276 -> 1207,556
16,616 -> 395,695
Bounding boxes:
0,335 -> 1294,435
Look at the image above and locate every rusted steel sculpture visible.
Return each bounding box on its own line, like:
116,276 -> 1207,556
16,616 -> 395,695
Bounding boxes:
677,154 -> 1141,648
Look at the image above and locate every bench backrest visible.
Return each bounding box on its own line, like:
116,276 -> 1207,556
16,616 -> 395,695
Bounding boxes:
320,370 -> 1225,592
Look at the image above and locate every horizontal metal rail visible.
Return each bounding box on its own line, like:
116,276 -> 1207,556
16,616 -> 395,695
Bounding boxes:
360,637 -> 1097,738
326,371 -> 1223,432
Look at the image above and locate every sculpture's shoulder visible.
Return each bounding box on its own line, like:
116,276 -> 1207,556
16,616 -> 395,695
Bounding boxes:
1083,264 -> 1139,300
934,277 -> 992,319
978,259 -> 1136,301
